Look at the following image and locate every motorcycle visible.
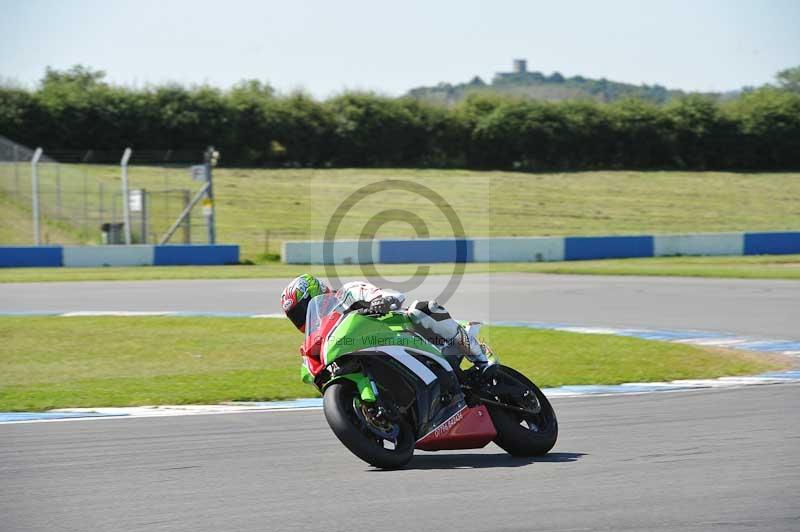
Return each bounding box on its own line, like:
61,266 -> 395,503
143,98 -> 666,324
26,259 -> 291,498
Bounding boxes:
300,293 -> 558,469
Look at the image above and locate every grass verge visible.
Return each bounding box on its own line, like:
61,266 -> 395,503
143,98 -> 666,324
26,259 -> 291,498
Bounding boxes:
1,254 -> 799,283
0,316 -> 788,411
495,254 -> 800,280
0,191 -> 82,245
3,168 -> 799,259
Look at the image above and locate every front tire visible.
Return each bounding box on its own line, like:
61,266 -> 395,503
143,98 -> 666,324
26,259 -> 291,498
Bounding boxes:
486,366 -> 558,456
323,381 -> 415,469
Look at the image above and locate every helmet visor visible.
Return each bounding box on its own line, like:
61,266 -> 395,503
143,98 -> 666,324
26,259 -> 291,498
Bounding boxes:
286,297 -> 310,331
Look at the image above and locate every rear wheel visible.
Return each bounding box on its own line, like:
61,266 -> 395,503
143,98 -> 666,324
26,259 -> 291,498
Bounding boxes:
486,366 -> 558,456
323,381 -> 415,469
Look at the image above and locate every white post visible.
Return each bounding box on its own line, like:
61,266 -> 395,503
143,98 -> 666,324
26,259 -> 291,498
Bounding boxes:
120,147 -> 133,245
31,147 -> 43,245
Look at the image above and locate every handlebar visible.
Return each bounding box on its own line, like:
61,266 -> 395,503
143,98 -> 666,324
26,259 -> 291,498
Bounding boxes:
355,307 -> 404,317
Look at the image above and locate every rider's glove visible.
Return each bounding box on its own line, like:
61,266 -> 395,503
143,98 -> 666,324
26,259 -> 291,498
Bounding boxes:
368,296 -> 400,316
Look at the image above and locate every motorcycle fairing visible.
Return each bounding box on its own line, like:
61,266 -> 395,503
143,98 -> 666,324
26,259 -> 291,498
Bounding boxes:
326,346 -> 465,438
415,405 -> 497,451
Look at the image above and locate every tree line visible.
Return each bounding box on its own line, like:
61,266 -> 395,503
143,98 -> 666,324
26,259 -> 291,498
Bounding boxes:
408,69 -> 688,105
1,66 -> 798,170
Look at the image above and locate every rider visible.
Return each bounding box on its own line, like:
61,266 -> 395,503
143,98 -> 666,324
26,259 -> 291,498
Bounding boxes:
280,273 -> 495,370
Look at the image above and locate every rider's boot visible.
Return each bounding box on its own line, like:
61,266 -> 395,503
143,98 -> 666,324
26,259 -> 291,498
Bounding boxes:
463,323 -> 498,380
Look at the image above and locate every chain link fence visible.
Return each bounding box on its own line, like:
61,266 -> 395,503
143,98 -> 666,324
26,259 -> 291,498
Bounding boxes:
0,135 -> 209,246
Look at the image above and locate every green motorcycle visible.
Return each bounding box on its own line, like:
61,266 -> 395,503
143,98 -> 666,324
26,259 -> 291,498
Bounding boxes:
300,293 -> 558,469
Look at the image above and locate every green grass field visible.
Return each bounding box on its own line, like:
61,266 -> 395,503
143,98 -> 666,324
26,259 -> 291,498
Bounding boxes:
1,254 -> 799,283
2,167 -> 798,259
0,316 -> 787,411
0,192 -> 82,245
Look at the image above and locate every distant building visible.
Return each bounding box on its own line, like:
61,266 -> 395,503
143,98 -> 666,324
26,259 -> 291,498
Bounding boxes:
494,59 -> 545,83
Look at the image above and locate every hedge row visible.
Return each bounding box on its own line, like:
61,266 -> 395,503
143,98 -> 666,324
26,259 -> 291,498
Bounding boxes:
1,72 -> 799,169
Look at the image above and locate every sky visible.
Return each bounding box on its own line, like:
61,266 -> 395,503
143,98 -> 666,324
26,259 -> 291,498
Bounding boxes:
1,0 -> 799,98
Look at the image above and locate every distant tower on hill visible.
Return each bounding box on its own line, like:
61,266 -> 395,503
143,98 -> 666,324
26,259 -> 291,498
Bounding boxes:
494,59 -> 542,84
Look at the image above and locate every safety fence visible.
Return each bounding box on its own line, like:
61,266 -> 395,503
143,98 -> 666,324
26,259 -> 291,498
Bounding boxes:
282,231 -> 800,264
0,136 -> 211,247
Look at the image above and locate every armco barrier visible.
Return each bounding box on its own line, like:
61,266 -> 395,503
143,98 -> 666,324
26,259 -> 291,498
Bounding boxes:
472,237 -> 565,262
282,240 -> 379,265
653,233 -> 743,257
565,235 -> 653,261
153,245 -> 239,266
379,238 -> 473,264
0,246 -> 62,267
743,232 -> 800,255
63,245 -> 154,267
0,245 -> 239,268
282,231 -> 800,264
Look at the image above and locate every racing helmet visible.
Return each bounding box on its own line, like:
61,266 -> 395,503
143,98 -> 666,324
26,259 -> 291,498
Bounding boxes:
280,274 -> 331,331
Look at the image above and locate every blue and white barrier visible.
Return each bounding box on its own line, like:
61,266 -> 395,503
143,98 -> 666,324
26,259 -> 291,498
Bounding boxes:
62,245 -> 154,267
282,240 -> 380,266
282,231 -> 800,264
0,246 -> 63,267
472,237 -> 565,262
653,232 -> 744,257
0,244 -> 239,268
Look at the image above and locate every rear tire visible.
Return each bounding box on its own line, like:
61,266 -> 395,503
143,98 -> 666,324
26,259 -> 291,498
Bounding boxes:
323,381 -> 415,469
486,366 -> 558,456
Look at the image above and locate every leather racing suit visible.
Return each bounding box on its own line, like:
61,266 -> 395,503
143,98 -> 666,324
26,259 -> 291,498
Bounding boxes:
336,281 -> 491,366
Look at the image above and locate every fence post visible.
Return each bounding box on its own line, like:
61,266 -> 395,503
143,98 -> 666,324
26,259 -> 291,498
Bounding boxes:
31,148 -> 43,245
120,148 -> 133,245
203,146 -> 219,244
81,150 -> 91,239
183,189 -> 191,244
141,188 -> 148,244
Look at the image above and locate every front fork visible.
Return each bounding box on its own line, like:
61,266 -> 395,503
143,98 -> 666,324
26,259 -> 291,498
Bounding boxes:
326,371 -> 377,403
326,368 -> 406,426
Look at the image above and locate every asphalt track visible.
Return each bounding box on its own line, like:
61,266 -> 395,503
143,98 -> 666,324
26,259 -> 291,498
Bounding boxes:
2,385 -> 798,532
2,273 -> 800,531
1,273 -> 799,338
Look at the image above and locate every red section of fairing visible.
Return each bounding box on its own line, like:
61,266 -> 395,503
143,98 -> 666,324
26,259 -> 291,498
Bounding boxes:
415,405 -> 497,451
300,310 -> 341,377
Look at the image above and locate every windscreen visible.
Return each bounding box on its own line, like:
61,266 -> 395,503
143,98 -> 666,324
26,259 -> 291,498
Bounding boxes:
304,293 -> 344,340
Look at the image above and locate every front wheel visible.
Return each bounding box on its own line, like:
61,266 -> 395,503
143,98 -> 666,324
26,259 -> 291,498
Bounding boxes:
486,366 -> 558,456
323,381 -> 415,469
